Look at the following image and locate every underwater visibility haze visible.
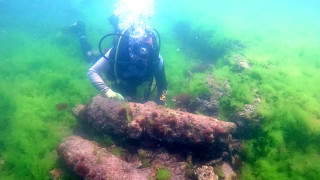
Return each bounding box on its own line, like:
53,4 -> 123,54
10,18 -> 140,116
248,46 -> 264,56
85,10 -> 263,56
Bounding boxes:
0,0 -> 320,179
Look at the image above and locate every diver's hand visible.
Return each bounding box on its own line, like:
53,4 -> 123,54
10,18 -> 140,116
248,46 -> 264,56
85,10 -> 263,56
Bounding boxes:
105,89 -> 125,102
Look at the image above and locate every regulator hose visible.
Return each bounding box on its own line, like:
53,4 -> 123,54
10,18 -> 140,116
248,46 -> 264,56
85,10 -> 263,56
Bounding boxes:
98,33 -> 128,61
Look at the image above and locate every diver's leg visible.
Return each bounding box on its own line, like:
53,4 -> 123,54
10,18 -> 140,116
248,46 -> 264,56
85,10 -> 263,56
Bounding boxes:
67,21 -> 98,62
78,34 -> 95,62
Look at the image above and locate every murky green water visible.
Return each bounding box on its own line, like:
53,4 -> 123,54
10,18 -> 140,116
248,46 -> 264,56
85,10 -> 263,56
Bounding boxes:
0,0 -> 319,179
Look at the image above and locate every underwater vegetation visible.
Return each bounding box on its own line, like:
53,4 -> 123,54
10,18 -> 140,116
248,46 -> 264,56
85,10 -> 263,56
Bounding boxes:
161,1 -> 320,179
0,29 -> 96,179
172,21 -> 244,63
156,168 -> 171,180
1,0 -> 320,179
211,28 -> 320,180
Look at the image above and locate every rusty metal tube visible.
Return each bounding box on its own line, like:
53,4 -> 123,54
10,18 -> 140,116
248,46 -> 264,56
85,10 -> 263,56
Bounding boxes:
81,96 -> 236,145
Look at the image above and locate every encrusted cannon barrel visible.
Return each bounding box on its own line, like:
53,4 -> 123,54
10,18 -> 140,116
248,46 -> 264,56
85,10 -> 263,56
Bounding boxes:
77,95 -> 236,145
57,136 -> 154,180
57,136 -> 187,180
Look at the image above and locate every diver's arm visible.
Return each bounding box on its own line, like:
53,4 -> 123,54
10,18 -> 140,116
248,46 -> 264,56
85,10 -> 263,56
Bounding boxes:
87,49 -> 112,92
155,55 -> 167,100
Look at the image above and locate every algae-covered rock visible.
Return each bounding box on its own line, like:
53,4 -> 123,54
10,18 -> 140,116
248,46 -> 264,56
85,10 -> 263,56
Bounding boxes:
137,149 -> 153,168
194,166 -> 219,180
231,54 -> 250,70
231,97 -> 260,138
50,168 -> 63,180
214,162 -> 237,180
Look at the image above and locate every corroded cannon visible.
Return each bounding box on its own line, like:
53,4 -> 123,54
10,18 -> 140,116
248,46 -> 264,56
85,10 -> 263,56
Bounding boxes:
57,136 -> 187,180
75,95 -> 236,146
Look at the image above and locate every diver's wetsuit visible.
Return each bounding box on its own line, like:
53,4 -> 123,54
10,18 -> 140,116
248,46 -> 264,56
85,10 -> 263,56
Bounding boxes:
87,48 -> 167,102
82,14 -> 167,103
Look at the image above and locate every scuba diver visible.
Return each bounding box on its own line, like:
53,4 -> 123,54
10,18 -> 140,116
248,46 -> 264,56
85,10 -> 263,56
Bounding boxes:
69,15 -> 167,104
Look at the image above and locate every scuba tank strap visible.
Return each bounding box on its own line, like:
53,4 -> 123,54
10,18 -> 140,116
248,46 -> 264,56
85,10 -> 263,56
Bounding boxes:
114,28 -> 130,81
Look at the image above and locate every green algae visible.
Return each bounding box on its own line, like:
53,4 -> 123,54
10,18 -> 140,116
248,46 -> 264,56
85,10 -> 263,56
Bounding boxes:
121,103 -> 132,123
0,31 -> 96,179
162,2 -> 320,179
1,0 -> 320,180
156,168 -> 171,180
110,147 -> 124,157
137,149 -> 152,168
213,165 -> 225,178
